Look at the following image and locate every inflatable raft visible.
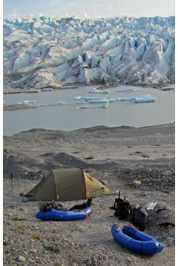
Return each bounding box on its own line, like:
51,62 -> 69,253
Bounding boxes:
111,224 -> 163,255
36,207 -> 92,221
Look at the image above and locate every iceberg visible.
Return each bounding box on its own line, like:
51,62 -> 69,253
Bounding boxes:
115,88 -> 136,93
135,94 -> 151,98
22,100 -> 37,104
13,102 -> 22,104
120,94 -> 154,102
75,100 -> 88,104
57,101 -> 71,105
39,101 -> 71,106
73,96 -> 83,101
169,120 -> 175,124
100,90 -> 109,94
76,106 -> 91,109
88,99 -> 109,104
120,96 -> 136,102
76,104 -> 108,109
38,104 -> 48,106
88,88 -> 109,94
108,98 -> 120,102
135,96 -> 156,103
73,96 -> 101,102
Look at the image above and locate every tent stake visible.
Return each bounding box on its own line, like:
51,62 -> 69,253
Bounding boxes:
10,172 -> 13,197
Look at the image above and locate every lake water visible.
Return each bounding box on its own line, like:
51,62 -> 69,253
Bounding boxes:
3,85 -> 175,136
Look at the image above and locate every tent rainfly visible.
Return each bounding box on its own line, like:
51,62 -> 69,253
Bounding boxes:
26,168 -> 111,201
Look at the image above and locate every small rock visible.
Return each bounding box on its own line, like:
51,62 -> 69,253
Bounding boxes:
29,249 -> 37,254
16,255 -> 26,262
101,180 -> 108,185
132,180 -> 141,187
139,191 -> 147,197
114,190 -> 120,195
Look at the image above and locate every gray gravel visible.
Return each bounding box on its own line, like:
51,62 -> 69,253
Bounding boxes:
3,124 -> 175,266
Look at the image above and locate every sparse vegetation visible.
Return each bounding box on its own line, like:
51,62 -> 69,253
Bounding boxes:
44,246 -> 60,254
31,232 -> 40,240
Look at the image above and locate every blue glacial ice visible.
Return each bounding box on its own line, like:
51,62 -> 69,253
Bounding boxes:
88,88 -> 109,94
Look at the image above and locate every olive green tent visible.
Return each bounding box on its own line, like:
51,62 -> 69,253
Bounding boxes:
26,168 -> 111,201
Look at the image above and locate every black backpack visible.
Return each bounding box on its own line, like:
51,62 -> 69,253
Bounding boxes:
132,207 -> 148,231
112,192 -> 132,220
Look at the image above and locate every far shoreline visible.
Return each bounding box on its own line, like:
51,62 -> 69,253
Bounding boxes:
3,82 -> 175,95
3,123 -> 175,138
3,103 -> 37,111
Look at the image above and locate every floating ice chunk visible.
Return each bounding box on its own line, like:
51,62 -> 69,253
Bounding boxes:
115,88 -> 136,92
135,96 -> 156,103
88,88 -> 109,94
73,96 -> 82,101
73,96 -> 101,102
120,94 -> 153,102
169,120 -> 175,124
135,94 -> 151,99
100,104 -> 108,108
108,98 -> 120,102
101,90 -> 109,94
44,101 -> 71,106
120,96 -> 136,102
38,104 -> 48,106
88,99 -> 109,104
57,101 -> 71,105
88,88 -> 99,93
82,97 -> 101,102
76,104 -> 108,109
22,100 -> 37,104
76,106 -> 91,109
75,100 -> 87,104
57,101 -> 65,106
13,102 -> 22,104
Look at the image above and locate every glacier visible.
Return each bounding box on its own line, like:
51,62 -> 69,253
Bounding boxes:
3,16 -> 175,90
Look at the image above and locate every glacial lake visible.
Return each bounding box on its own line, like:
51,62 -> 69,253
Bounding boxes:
3,85 -> 175,136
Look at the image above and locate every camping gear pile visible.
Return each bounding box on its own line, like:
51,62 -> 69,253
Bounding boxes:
39,198 -> 92,213
110,191 -> 148,231
24,168 -> 167,255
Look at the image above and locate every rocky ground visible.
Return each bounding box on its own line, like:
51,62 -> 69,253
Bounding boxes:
3,124 -> 175,266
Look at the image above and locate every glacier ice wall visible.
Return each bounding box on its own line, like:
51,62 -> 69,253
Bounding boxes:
3,16 -> 175,90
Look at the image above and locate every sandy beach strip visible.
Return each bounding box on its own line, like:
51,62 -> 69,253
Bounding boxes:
3,103 -> 37,111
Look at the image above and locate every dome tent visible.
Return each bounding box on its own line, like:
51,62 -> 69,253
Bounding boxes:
26,168 -> 111,201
